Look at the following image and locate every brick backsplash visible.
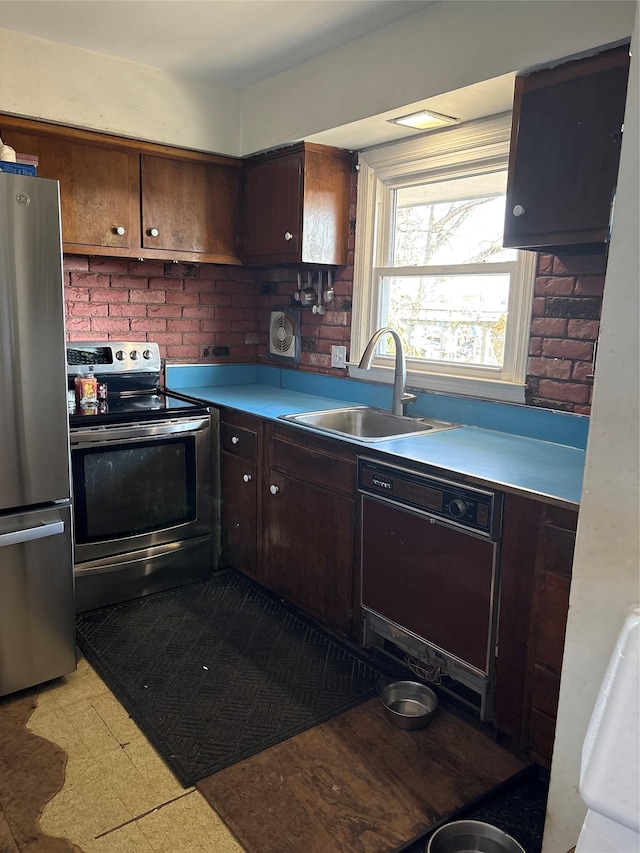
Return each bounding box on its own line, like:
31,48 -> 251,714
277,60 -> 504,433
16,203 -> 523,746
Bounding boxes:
527,252 -> 605,414
63,257 -> 261,364
64,171 -> 604,417
257,265 -> 354,372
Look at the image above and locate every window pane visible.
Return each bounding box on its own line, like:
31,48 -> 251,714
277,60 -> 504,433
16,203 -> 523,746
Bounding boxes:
380,273 -> 510,367
394,173 -> 516,266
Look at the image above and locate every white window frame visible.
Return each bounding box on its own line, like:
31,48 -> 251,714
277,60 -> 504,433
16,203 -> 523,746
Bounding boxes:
349,113 -> 536,404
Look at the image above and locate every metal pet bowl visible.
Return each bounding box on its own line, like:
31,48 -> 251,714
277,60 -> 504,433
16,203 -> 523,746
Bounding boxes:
378,679 -> 438,730
427,820 -> 526,853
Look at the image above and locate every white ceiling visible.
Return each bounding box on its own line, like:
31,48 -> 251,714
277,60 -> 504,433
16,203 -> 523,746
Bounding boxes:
0,0 -> 434,88
0,0 -> 516,150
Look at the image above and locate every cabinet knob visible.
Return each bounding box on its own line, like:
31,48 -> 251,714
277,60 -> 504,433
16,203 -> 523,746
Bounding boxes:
113,226 -> 126,235
512,204 -> 526,217
269,484 -> 280,495
284,231 -> 293,241
147,227 -> 159,237
242,473 -> 252,483
231,436 -> 240,445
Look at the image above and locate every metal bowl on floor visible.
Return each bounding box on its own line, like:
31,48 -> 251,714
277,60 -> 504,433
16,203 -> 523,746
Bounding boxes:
427,820 -> 526,853
378,680 -> 438,730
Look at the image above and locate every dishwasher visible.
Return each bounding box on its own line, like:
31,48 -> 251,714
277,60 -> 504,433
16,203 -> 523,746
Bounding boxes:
359,457 -> 503,721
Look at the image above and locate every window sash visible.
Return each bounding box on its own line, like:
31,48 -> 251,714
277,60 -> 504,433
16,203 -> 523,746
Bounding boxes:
350,114 -> 535,402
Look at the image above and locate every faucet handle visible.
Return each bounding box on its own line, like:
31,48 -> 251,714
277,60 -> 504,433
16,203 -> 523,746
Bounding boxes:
401,392 -> 417,417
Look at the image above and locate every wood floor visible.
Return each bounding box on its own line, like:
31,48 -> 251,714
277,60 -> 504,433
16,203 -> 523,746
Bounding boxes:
198,697 -> 526,853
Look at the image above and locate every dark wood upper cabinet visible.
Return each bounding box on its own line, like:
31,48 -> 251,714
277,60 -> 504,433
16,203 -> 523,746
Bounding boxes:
140,155 -> 240,261
0,115 -> 243,264
504,44 -> 630,254
0,127 -> 140,252
242,142 -> 352,266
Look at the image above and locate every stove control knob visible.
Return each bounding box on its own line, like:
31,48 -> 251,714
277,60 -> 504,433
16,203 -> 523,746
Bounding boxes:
130,350 -> 139,360
143,349 -> 153,360
116,350 -> 126,360
449,498 -> 467,519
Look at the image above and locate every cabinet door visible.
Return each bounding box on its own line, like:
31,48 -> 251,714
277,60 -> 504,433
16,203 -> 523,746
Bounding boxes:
3,129 -> 139,251
523,506 -> 577,768
242,152 -> 303,261
263,472 -> 354,635
504,45 -> 630,252
220,451 -> 258,579
140,154 -> 241,260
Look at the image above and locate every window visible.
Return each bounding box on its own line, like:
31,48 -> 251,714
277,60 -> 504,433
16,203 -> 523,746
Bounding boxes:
350,114 -> 536,403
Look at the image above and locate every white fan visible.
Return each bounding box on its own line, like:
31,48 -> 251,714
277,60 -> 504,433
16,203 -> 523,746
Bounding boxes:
269,309 -> 300,363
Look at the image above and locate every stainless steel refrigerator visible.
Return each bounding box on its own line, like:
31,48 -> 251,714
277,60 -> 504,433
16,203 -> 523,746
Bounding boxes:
0,171 -> 76,697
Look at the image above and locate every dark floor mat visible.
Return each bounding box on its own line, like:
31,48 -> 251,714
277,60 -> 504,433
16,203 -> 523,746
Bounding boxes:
75,570 -> 381,786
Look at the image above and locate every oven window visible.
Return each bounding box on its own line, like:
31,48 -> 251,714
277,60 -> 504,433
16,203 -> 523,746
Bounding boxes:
73,437 -> 196,542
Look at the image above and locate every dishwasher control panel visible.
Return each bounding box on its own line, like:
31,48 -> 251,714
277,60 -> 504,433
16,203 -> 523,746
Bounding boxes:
358,458 -> 502,539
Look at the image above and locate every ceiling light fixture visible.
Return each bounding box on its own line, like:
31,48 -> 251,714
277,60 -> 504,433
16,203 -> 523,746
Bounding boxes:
387,109 -> 459,131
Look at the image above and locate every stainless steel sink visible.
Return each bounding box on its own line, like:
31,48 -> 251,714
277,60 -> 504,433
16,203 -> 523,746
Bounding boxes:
279,407 -> 458,442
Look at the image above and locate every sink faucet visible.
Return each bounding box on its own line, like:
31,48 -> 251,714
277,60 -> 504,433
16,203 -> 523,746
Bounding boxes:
358,327 -> 417,417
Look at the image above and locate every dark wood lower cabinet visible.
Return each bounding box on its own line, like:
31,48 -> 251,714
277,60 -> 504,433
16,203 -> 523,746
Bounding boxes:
220,451 -> 258,578
262,424 -> 357,638
216,407 -> 578,763
262,471 -> 355,635
219,409 -> 261,579
218,414 -> 357,638
522,505 -> 576,768
496,496 -> 577,768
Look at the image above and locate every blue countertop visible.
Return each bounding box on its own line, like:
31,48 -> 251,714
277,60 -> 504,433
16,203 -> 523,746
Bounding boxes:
166,376 -> 584,509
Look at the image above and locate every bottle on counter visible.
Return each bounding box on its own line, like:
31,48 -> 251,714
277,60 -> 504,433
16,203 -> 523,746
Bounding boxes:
74,366 -> 98,406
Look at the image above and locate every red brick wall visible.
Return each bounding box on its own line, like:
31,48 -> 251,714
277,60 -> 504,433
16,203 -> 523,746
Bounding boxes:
64,175 -> 604,416
63,256 -> 260,363
257,266 -> 354,371
527,252 -> 606,414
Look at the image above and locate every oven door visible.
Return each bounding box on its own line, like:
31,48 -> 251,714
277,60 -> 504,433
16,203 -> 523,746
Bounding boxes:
70,414 -> 213,565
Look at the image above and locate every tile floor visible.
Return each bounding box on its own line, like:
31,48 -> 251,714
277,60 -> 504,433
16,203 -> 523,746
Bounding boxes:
27,656 -> 244,853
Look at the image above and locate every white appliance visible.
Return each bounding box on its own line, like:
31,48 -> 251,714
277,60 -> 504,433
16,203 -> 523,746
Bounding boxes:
575,608 -> 640,852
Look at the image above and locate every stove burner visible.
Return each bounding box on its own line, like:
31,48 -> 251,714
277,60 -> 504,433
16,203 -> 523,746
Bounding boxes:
68,390 -> 207,427
66,341 -> 208,427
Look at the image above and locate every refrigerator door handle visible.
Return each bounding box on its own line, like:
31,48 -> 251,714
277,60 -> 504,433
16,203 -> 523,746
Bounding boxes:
0,520 -> 65,548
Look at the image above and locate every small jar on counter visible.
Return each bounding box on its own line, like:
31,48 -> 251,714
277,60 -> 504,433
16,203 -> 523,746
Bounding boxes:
74,366 -> 97,405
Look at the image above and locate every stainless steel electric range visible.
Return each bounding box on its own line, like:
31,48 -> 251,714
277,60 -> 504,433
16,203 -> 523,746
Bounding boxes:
66,341 -> 219,613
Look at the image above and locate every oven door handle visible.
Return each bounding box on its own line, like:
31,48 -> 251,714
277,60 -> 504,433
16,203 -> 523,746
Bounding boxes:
70,416 -> 210,446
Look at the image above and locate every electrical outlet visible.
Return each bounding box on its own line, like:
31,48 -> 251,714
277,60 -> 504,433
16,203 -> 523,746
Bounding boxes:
331,345 -> 347,369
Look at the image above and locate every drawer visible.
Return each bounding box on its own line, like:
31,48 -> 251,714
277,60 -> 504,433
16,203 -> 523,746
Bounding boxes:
272,432 -> 356,497
220,419 -> 258,460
